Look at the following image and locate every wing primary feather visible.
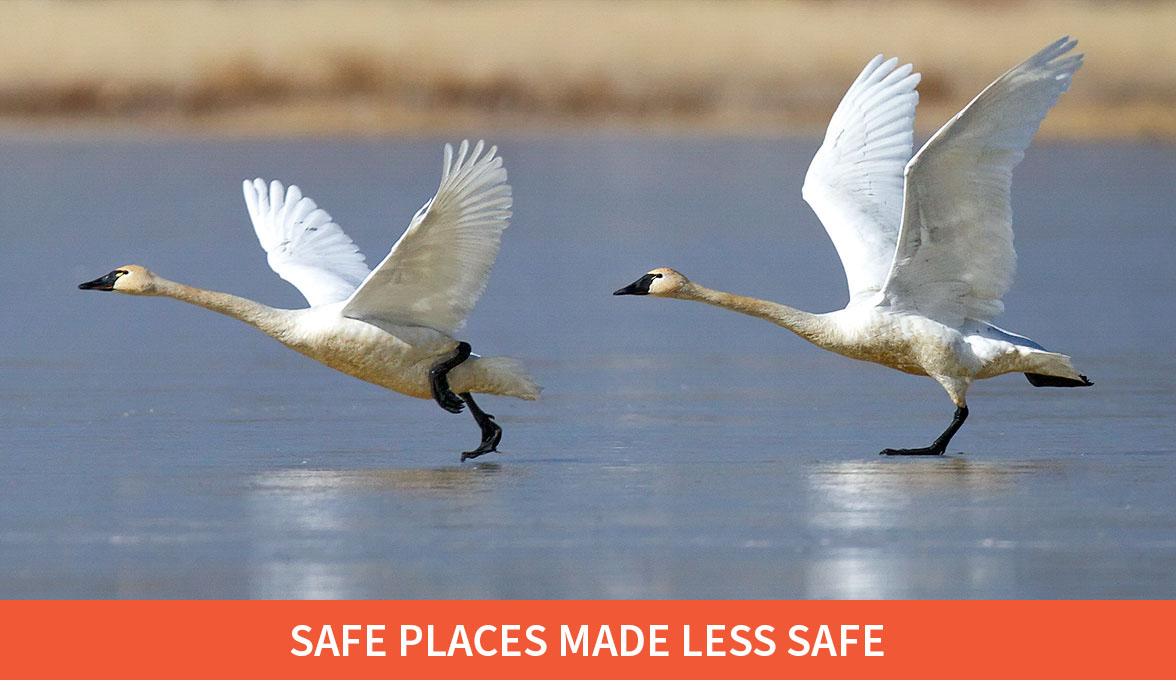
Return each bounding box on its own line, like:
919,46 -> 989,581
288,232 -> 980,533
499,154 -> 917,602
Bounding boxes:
242,177 -> 370,308
802,53 -> 920,304
880,37 -> 1082,325
341,140 -> 514,333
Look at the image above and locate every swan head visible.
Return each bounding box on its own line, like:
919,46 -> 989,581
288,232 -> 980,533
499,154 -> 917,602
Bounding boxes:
78,265 -> 159,295
613,268 -> 690,298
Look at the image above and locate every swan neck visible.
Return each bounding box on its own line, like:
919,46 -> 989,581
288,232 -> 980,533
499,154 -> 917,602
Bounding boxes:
152,277 -> 290,334
682,282 -> 821,340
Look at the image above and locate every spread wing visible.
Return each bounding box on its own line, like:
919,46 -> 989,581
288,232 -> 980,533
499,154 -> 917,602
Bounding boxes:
801,55 -> 921,304
341,140 -> 512,333
881,37 -> 1082,326
242,179 -> 371,307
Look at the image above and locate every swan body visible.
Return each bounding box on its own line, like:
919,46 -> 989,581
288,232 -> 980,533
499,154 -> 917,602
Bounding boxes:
263,302 -> 534,400
616,39 -> 1092,455
81,141 -> 539,460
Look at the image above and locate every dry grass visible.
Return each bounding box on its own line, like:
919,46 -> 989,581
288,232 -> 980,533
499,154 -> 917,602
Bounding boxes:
2,0 -> 1175,138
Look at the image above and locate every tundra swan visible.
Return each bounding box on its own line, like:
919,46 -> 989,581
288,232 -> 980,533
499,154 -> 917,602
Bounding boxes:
80,140 -> 540,460
615,38 -> 1091,455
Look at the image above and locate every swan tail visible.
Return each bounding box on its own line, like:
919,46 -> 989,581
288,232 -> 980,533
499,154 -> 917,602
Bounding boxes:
1020,350 -> 1093,387
453,356 -> 542,400
1025,372 -> 1094,387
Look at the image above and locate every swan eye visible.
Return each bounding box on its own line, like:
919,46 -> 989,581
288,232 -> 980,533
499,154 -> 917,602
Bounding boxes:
652,273 -> 663,279
115,270 -> 129,277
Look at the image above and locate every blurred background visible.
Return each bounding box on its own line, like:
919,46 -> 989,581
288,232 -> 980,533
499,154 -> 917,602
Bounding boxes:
1,0 -> 1174,139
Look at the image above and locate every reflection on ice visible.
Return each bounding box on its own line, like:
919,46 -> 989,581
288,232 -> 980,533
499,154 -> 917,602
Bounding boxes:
250,561 -> 352,600
250,464 -> 506,495
802,459 -> 1043,598
246,465 -> 507,599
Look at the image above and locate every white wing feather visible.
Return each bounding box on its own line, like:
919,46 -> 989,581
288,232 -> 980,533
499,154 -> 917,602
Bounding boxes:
242,179 -> 371,307
802,55 -> 921,304
881,37 -> 1083,326
341,140 -> 512,333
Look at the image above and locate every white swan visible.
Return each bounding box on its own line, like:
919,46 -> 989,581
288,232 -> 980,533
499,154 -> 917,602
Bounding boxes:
80,140 -> 540,460
615,38 -> 1092,455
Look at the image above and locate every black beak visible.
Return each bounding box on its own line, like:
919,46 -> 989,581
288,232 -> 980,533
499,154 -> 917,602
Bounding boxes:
613,273 -> 657,296
78,270 -> 123,291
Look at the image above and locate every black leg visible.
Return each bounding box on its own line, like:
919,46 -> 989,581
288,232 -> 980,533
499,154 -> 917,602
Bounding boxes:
459,392 -> 502,461
429,341 -> 471,414
881,406 -> 969,456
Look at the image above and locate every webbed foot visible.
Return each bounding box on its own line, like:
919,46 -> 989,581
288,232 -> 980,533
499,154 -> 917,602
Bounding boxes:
880,445 -> 946,456
459,392 -> 503,461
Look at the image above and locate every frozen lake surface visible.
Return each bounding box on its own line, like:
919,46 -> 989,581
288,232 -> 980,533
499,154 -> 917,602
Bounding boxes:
1,135 -> 1174,598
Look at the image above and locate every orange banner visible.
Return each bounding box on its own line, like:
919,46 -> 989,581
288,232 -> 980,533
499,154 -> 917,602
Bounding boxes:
2,600 -> 1169,678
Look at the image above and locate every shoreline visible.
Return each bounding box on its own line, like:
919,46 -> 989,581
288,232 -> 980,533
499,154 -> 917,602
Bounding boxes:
3,0 -> 1174,141
2,103 -> 1172,143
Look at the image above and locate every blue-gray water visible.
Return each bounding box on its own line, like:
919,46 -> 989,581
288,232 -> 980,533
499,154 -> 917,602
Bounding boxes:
1,134 -> 1173,598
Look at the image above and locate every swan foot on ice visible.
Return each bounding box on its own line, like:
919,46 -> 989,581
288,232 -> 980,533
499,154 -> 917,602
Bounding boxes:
879,445 -> 948,456
460,392 -> 502,461
430,341 -> 472,413
880,406 -> 969,457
